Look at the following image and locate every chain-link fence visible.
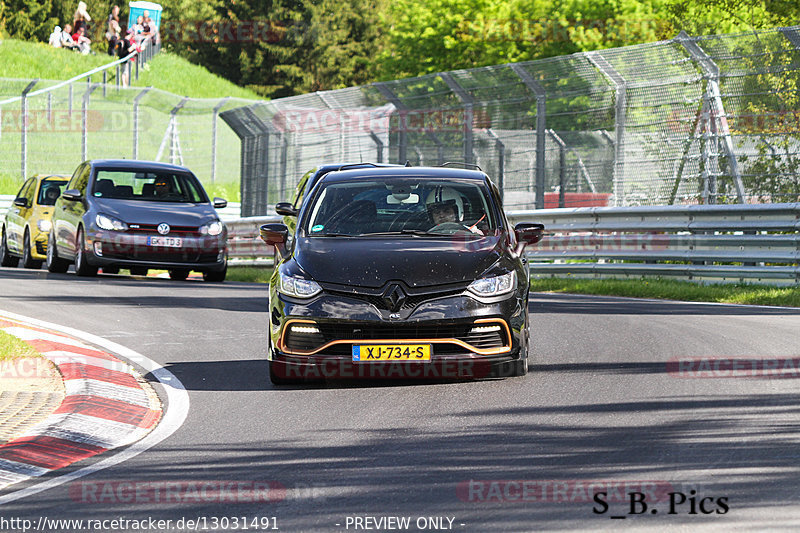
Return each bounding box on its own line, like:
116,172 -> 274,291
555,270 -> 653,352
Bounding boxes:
221,26 -> 800,217
0,53 -> 257,191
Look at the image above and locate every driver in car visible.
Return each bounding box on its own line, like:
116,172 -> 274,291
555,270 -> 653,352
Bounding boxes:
426,186 -> 485,235
154,177 -> 179,199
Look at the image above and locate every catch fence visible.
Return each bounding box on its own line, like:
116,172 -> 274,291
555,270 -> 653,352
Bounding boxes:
221,26 -> 800,217
0,40 -> 257,190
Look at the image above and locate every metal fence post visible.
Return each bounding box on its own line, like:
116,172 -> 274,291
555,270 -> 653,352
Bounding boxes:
47,92 -> 52,123
510,64 -> 547,209
587,51 -> 627,207
20,80 -> 39,179
369,131 -> 384,163
103,71 -> 107,97
132,87 -> 151,159
82,83 -> 99,162
68,83 -> 73,114
486,130 -> 505,200
439,72 -> 475,166
211,97 -> 230,183
677,31 -> 745,203
548,130 -> 567,208
374,82 -> 407,164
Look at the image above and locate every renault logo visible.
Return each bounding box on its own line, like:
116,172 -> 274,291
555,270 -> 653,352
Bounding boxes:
157,223 -> 170,235
382,284 -> 407,312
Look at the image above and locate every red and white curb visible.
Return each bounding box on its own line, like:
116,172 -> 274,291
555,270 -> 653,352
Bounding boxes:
0,311 -> 188,501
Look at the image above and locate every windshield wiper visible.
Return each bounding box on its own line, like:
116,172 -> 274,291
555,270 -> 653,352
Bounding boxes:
357,229 -> 438,237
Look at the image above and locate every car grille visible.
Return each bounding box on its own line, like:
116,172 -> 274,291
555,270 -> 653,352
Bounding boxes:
325,286 -> 467,311
127,224 -> 204,237
102,249 -> 220,263
282,319 -> 510,356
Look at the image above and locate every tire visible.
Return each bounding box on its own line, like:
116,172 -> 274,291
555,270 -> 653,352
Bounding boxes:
203,264 -> 226,282
21,229 -> 43,269
0,227 -> 19,268
169,269 -> 190,280
74,228 -> 98,277
102,267 -> 120,274
46,231 -> 69,273
129,267 -> 149,276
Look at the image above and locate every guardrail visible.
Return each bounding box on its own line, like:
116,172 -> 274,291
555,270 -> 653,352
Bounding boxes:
508,203 -> 800,285
224,203 -> 800,284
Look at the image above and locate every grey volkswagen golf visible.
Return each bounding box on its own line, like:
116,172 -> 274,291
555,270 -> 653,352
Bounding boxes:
46,160 -> 228,281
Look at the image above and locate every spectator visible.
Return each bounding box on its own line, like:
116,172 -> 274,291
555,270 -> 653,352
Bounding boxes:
48,26 -> 62,48
132,15 -> 146,46
61,24 -> 80,51
141,11 -> 154,41
73,1 -> 92,34
106,5 -> 121,56
72,25 -> 92,55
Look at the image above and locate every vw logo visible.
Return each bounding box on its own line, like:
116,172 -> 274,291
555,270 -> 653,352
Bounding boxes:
157,223 -> 170,235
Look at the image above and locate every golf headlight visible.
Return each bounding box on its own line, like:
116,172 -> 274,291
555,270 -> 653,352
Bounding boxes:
279,273 -> 322,298
468,271 -> 516,297
37,219 -> 52,232
200,220 -> 224,236
95,213 -> 128,231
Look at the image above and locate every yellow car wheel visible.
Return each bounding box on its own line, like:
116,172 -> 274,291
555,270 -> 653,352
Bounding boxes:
21,228 -> 43,269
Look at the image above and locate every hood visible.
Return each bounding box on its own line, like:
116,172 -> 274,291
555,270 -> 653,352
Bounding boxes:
293,235 -> 505,288
92,199 -> 218,226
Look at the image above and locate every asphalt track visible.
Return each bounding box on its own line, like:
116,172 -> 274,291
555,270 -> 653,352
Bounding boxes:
1,267 -> 800,532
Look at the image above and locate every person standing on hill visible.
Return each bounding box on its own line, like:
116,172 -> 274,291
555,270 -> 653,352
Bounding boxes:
73,1 -> 92,34
106,5 -> 121,55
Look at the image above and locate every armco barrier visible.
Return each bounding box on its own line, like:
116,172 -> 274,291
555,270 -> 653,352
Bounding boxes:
508,203 -> 800,284
224,204 -> 800,284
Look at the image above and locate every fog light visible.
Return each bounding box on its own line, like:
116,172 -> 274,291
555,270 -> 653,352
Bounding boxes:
290,325 -> 320,334
94,242 -> 103,256
469,325 -> 501,333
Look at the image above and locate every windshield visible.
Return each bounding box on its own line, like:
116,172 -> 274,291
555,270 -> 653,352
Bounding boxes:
91,170 -> 208,203
304,178 -> 497,237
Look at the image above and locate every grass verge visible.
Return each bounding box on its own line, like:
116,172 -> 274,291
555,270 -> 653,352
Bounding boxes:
227,266 -> 274,284
0,330 -> 41,362
531,277 -> 800,307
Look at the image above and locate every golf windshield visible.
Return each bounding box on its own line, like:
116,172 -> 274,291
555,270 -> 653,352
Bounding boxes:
91,170 -> 208,203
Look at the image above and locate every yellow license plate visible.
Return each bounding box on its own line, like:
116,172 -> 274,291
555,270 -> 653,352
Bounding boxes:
352,344 -> 431,362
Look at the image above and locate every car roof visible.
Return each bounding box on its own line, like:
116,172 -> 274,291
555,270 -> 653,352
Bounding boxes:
320,166 -> 490,184
87,159 -> 192,173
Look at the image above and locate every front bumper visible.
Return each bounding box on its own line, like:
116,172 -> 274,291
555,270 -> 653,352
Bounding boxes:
85,229 -> 227,271
269,289 -> 527,379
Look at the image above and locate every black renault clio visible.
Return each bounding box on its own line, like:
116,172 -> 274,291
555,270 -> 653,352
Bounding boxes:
260,166 -> 544,384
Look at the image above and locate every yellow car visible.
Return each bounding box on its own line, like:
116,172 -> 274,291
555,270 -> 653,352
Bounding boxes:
1,174 -> 70,269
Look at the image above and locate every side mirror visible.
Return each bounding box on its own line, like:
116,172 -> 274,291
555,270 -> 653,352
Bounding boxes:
275,202 -> 298,217
13,197 -> 29,208
61,189 -> 82,201
213,197 -> 228,209
260,223 -> 290,260
514,223 -> 545,254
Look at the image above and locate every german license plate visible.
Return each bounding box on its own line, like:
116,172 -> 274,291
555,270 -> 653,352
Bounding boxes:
147,236 -> 182,247
352,344 -> 431,362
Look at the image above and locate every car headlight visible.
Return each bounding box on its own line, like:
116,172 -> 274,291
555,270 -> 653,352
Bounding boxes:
37,219 -> 52,232
278,273 -> 322,298
199,220 -> 224,236
468,271 -> 516,297
95,213 -> 128,231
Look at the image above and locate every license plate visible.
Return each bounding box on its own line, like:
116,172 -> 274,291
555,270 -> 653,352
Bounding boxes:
147,236 -> 182,247
352,344 -> 431,362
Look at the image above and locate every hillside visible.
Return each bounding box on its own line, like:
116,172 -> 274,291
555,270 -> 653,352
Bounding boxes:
0,39 -> 262,100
